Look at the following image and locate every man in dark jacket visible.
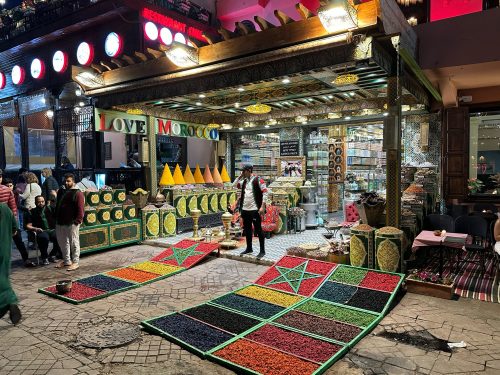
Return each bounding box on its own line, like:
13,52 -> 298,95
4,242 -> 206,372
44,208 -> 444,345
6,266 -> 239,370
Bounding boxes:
232,163 -> 268,258
55,173 -> 84,271
26,195 -> 61,265
41,168 -> 59,201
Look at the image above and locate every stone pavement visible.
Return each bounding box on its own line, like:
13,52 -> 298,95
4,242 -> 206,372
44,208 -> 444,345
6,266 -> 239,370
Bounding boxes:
2,241 -> 500,374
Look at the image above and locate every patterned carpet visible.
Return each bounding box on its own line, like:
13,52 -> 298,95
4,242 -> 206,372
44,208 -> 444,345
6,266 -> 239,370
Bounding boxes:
421,252 -> 500,303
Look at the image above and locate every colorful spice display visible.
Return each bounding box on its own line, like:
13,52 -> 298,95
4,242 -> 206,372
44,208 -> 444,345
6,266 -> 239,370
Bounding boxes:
377,226 -> 402,234
44,283 -> 105,301
182,304 -> 261,335
211,293 -> 285,319
297,300 -> 378,327
151,241 -> 219,268
254,256 -> 335,296
77,274 -> 136,292
314,281 -> 358,304
213,339 -> 319,375
129,261 -> 183,276
149,313 -> 233,352
329,266 -> 367,285
107,268 -> 160,283
235,285 -> 303,307
246,324 -> 342,363
275,310 -> 362,343
346,288 -> 391,313
352,224 -> 373,231
359,271 -> 401,292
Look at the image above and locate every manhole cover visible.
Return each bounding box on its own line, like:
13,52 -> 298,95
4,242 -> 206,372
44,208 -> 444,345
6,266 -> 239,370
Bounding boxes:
77,321 -> 141,348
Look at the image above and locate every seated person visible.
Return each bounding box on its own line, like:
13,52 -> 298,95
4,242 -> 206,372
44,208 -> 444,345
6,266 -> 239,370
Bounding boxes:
76,173 -> 98,191
25,195 -> 61,265
494,213 -> 500,256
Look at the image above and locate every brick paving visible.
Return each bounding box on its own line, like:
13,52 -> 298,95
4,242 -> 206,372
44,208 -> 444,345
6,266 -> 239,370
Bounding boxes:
2,241 -> 500,374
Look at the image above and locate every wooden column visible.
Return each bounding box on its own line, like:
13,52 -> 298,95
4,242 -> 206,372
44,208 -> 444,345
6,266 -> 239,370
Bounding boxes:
385,76 -> 402,227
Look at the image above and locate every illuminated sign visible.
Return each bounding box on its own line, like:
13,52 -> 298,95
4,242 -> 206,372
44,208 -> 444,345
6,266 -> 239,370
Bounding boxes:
11,65 -> 25,85
105,32 -> 123,58
156,118 -> 219,141
142,8 -> 206,42
30,58 -> 45,79
144,21 -> 159,40
52,50 -> 68,73
76,42 -> 94,66
95,108 -> 148,135
430,0 -> 482,22
0,72 -> 5,89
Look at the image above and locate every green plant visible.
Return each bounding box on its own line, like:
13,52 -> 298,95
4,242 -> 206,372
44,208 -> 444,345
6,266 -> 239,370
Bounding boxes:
467,178 -> 484,194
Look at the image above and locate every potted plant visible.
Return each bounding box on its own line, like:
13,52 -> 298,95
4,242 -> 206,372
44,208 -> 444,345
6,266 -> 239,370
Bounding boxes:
405,270 -> 455,299
467,178 -> 484,194
326,240 -> 350,264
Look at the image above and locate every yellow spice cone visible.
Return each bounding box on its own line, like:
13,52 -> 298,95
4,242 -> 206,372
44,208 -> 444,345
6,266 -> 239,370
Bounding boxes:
193,164 -> 205,184
203,164 -> 214,184
183,166 -> 196,184
212,167 -> 223,184
159,163 -> 175,186
173,164 -> 186,185
220,165 -> 231,183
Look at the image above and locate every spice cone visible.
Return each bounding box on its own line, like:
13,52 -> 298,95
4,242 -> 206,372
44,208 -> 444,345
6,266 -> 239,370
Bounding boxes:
193,164 -> 205,184
159,163 -> 175,186
220,165 -> 231,183
173,164 -> 186,185
203,165 -> 214,183
183,166 -> 195,184
212,167 -> 223,184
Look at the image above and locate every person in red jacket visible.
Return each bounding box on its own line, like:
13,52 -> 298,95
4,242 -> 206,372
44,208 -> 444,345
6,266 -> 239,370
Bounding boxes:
55,173 -> 84,271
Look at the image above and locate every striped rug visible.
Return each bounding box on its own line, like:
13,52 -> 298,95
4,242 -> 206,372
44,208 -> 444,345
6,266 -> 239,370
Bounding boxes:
422,252 -> 500,303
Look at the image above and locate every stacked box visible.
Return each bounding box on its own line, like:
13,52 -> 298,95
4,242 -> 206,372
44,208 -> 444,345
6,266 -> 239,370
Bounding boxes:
99,190 -> 114,205
97,206 -> 111,224
173,192 -> 188,218
160,204 -> 177,237
83,207 -> 98,227
208,192 -> 219,213
110,205 -> 124,222
350,224 -> 376,269
272,190 -> 289,234
227,190 -> 237,208
197,193 -> 209,215
218,191 -> 228,212
142,205 -> 160,240
375,227 -> 404,273
85,191 -> 100,207
185,194 -> 198,215
113,189 -> 127,204
123,204 -> 136,220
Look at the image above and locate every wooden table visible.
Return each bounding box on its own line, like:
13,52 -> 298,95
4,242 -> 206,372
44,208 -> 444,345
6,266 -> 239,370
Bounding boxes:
412,230 -> 467,275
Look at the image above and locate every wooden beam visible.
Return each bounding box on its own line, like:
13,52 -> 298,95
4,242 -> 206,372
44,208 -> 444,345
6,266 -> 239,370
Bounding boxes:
146,48 -> 164,59
274,10 -> 294,26
158,44 -> 168,52
122,54 -> 136,65
110,58 -> 126,68
296,3 -> 314,20
202,32 -> 217,45
235,21 -> 255,35
218,27 -> 236,41
99,61 -> 113,71
254,16 -> 276,30
90,63 -> 106,73
134,51 -> 149,62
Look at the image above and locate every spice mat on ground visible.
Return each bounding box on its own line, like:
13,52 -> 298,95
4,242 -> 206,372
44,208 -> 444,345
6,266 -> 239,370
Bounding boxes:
38,240 -> 219,304
142,255 -> 404,374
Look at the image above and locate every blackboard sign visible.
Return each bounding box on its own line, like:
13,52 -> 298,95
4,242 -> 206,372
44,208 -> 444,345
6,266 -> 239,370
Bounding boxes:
0,100 -> 16,120
280,140 -> 300,156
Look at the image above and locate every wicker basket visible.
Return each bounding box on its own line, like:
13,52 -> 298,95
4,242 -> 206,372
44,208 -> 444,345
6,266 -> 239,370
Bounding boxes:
355,202 -> 385,226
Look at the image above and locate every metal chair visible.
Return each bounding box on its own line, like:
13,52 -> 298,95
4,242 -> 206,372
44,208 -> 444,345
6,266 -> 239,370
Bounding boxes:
423,214 -> 455,232
454,215 -> 489,273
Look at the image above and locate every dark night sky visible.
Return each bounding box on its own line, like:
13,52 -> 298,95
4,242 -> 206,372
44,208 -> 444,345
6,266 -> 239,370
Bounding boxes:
4,1 -> 23,10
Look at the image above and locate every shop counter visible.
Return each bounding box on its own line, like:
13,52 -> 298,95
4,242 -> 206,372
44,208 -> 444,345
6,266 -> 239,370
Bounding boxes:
80,219 -> 142,254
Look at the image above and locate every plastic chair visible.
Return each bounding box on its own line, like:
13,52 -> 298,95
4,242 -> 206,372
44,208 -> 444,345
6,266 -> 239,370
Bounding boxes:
262,205 -> 279,237
423,214 -> 455,232
454,215 -> 489,273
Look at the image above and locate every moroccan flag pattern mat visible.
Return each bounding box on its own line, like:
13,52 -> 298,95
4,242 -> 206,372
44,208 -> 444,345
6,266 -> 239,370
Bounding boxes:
142,257 -> 404,375
38,240 -> 219,304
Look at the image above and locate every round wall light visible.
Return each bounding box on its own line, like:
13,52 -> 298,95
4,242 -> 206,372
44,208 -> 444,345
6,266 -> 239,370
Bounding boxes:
0,72 -> 6,89
160,27 -> 173,46
144,22 -> 159,41
11,65 -> 25,85
105,32 -> 123,58
52,50 -> 68,73
30,58 -> 45,79
76,42 -> 94,66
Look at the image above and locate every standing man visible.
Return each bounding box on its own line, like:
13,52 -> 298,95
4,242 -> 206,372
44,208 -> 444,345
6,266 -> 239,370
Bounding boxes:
26,195 -> 62,265
55,173 -> 84,271
0,202 -> 22,324
233,163 -> 268,258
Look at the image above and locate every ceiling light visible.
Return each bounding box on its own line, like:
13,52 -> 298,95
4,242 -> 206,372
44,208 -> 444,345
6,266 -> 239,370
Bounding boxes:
318,0 -> 358,34
327,112 -> 340,119
196,102 -> 202,106
246,103 -> 271,114
155,100 -> 164,105
79,101 -> 85,107
265,125 -> 270,128
282,78 -> 291,84
234,102 -> 240,108
383,112 -> 389,116
407,17 -> 418,26
75,88 -> 82,96
237,87 -> 245,92
198,94 -> 206,98
295,115 -> 307,123
239,127 -> 244,131
164,42 -> 198,67
46,110 -> 54,119
302,121 -> 308,125
345,116 -> 351,120
328,95 -> 334,99
207,122 -> 221,129
267,119 -> 277,125
126,109 -> 144,115
334,73 -> 359,86
349,92 -> 355,96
